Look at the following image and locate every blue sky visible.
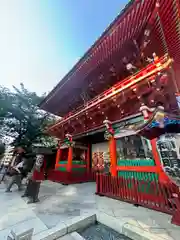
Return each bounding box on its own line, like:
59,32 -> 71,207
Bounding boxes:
0,0 -> 127,94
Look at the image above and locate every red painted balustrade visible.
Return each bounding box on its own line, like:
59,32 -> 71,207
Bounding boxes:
96,174 -> 180,226
47,170 -> 96,184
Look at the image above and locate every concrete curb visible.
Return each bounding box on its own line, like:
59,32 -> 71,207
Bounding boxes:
33,211 -> 174,240
96,212 -> 173,240
70,232 -> 86,240
32,214 -> 96,240
122,222 -> 174,240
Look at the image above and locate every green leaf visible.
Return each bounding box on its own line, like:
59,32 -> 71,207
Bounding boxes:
0,84 -> 57,151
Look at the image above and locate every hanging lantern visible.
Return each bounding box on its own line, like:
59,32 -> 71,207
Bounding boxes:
159,73 -> 168,86
126,62 -> 137,74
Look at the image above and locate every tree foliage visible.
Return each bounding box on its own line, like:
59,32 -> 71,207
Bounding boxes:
0,83 -> 57,151
0,142 -> 5,159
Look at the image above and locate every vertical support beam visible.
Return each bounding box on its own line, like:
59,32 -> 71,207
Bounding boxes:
140,104 -> 168,182
55,148 -> 61,169
67,146 -> 73,172
109,135 -> 117,177
86,144 -> 91,173
150,138 -> 161,168
104,119 -> 117,177
65,134 -> 73,172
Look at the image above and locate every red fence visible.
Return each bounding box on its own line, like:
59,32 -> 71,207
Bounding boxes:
34,169 -> 180,225
96,174 -> 180,226
47,170 -> 96,184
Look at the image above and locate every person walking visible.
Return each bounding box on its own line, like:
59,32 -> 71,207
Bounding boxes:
0,152 -> 15,184
5,160 -> 24,192
21,154 -> 45,204
5,147 -> 26,192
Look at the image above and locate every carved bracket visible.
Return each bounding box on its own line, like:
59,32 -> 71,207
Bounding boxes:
64,133 -> 73,147
140,104 -> 164,120
103,119 -> 115,140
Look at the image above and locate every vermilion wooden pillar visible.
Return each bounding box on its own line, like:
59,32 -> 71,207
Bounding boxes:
109,136 -> 117,177
55,148 -> 61,169
104,119 -> 117,177
67,146 -> 73,172
150,139 -> 161,168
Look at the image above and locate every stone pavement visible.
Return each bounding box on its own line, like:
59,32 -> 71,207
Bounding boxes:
0,179 -> 180,239
96,196 -> 180,240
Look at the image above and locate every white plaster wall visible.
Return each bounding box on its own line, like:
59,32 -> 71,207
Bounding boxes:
92,142 -> 109,153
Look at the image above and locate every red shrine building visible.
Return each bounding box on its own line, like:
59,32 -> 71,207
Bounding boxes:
40,0 -> 180,184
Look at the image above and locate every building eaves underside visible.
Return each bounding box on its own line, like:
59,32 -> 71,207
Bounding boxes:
40,0 -> 180,118
40,0 -> 155,115
47,55 -> 178,140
